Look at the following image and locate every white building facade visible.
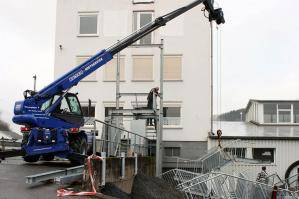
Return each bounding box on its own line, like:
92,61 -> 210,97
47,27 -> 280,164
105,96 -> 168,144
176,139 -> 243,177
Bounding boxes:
54,0 -> 212,168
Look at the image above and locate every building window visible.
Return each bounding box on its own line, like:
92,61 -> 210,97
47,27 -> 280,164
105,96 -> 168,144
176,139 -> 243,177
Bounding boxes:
132,55 -> 153,81
264,104 -> 277,123
104,107 -> 123,118
164,55 -> 182,81
78,12 -> 98,36
278,104 -> 291,123
133,0 -> 154,3
133,11 -> 153,44
252,148 -> 275,163
279,111 -> 291,123
81,106 -> 95,118
103,56 -> 125,81
294,103 -> 299,123
76,56 -> 97,81
163,107 -> 181,126
164,147 -> 180,157
224,148 -> 246,159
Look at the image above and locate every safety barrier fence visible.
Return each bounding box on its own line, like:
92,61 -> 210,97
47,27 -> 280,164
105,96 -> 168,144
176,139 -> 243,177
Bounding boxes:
0,138 -> 21,151
273,173 -> 299,191
176,140 -> 246,174
84,118 -> 153,157
26,153 -> 155,186
162,169 -> 298,199
267,172 -> 286,187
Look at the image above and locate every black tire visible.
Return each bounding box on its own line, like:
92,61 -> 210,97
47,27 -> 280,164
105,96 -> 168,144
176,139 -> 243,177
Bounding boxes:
69,133 -> 87,165
42,154 -> 55,161
23,155 -> 40,163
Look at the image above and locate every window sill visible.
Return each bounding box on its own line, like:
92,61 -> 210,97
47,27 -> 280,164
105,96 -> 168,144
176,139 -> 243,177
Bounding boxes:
163,125 -> 183,129
163,79 -> 183,82
131,80 -> 154,82
77,34 -> 99,37
261,123 -> 299,126
235,163 -> 276,166
80,80 -> 97,82
103,80 -> 126,82
132,1 -> 154,5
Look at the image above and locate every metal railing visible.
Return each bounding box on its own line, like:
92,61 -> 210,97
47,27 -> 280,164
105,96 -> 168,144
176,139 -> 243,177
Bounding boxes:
287,174 -> 299,191
162,169 -> 298,199
274,173 -> 299,191
175,140 -> 245,174
92,118 -> 153,157
0,138 -> 21,151
175,139 -> 266,178
163,117 -> 181,126
267,172 -> 286,187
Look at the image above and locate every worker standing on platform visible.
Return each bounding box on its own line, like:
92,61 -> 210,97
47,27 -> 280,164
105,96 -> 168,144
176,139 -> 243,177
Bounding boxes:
147,87 -> 160,126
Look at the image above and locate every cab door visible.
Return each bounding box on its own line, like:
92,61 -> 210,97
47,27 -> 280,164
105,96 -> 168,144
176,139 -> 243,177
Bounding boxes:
51,93 -> 84,126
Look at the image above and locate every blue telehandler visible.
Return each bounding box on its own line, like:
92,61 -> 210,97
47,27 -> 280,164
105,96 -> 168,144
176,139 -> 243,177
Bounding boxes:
0,0 -> 224,164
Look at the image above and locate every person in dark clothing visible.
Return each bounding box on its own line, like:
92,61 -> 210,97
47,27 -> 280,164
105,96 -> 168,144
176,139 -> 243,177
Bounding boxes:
271,186 -> 278,199
256,166 -> 268,184
147,87 -> 160,126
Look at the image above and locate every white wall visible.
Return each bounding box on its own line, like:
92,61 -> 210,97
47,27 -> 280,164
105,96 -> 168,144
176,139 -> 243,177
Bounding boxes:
54,0 -> 211,142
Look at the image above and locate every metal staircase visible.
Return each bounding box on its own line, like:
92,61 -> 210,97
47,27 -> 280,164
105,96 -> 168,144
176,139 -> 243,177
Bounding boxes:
162,170 -> 298,199
161,139 -> 299,198
175,140 -> 259,175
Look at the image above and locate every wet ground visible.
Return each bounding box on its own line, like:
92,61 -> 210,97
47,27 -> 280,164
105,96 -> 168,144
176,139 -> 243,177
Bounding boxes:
0,156 -> 71,199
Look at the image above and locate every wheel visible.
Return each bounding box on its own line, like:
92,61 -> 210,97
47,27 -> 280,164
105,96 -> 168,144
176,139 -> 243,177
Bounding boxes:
69,133 -> 87,165
42,154 -> 55,161
23,155 -> 40,163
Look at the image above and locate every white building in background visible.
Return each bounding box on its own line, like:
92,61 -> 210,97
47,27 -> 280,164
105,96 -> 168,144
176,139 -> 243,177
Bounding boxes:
54,0 -> 212,169
245,99 -> 299,125
208,99 -> 299,180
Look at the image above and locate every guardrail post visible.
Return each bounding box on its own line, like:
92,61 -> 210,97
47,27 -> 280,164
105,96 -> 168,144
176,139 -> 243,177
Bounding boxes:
134,152 -> 138,175
1,138 -> 5,151
121,152 -> 125,179
101,152 -> 106,186
93,121 -> 96,155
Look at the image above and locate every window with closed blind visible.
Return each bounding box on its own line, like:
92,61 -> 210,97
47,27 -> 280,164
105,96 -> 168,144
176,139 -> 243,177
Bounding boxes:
164,147 -> 180,157
76,56 -> 97,81
78,12 -> 98,36
132,55 -> 153,81
103,56 -> 125,81
294,103 -> 299,123
164,55 -> 182,81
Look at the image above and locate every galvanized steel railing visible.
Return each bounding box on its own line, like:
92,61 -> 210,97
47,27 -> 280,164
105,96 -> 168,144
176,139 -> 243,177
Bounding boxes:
83,117 -> 153,157
175,139 -> 265,179
175,140 -> 249,174
162,169 -> 298,199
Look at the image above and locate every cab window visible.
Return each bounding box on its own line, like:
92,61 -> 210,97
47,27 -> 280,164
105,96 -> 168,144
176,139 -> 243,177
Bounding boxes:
68,96 -> 82,115
41,95 -> 60,111
60,97 -> 71,113
41,99 -> 51,111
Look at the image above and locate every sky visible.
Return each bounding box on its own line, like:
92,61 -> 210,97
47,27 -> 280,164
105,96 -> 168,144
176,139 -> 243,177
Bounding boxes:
0,0 -> 299,131
0,0 -> 56,131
